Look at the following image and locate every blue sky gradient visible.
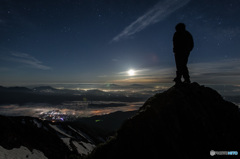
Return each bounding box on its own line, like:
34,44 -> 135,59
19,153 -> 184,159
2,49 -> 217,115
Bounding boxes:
1,0 -> 240,86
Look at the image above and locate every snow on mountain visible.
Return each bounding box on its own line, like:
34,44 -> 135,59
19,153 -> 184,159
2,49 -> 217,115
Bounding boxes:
48,123 -> 96,155
72,141 -> 95,155
0,146 -> 47,159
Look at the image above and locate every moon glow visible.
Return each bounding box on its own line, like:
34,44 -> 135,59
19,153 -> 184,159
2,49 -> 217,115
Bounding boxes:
128,69 -> 135,76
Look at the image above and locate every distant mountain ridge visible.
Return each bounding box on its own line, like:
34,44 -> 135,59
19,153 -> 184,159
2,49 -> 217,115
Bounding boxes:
87,82 -> 240,159
33,86 -> 57,91
0,86 -> 31,92
0,85 -> 148,105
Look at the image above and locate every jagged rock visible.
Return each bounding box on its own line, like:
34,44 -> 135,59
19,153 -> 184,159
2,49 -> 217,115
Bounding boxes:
88,82 -> 240,159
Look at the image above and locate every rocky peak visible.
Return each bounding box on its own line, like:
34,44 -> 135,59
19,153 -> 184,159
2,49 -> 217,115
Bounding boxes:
88,82 -> 240,159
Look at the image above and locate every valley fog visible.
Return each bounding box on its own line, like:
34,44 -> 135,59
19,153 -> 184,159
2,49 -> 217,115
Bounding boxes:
0,101 -> 143,120
1,83 -> 240,122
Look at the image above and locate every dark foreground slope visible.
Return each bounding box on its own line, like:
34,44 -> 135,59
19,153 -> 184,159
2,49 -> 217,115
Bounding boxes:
0,116 -> 97,159
87,82 -> 240,159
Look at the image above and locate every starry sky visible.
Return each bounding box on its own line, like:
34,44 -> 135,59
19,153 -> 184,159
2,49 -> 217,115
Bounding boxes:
1,0 -> 240,86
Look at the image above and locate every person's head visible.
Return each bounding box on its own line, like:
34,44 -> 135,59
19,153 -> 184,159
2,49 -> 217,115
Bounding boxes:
175,23 -> 186,32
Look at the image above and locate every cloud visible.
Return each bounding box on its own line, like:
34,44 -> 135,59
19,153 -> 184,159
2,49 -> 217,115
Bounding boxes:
113,58 -> 240,84
174,59 -> 240,85
7,52 -> 51,70
111,0 -> 191,42
112,58 -> 119,62
114,67 -> 174,83
118,68 -> 150,76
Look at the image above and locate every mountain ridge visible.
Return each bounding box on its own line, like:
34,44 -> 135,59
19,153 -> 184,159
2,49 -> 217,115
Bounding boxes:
0,85 -> 148,105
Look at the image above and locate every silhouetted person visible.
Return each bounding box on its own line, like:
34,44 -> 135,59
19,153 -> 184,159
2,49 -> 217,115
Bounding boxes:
173,23 -> 194,84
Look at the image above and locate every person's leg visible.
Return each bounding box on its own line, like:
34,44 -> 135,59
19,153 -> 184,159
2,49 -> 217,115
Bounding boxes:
182,54 -> 190,83
174,54 -> 183,83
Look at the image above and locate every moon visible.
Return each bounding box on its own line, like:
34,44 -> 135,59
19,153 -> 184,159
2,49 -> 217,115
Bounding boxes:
128,69 -> 135,76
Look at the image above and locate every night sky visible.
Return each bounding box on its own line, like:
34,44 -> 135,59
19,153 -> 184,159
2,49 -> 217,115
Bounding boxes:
1,0 -> 240,86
